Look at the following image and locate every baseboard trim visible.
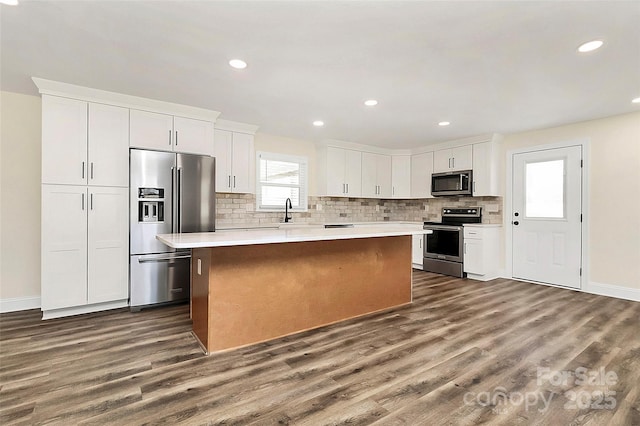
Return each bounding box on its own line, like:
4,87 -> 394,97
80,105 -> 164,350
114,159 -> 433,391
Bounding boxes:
0,296 -> 41,313
586,281 -> 640,302
42,300 -> 129,320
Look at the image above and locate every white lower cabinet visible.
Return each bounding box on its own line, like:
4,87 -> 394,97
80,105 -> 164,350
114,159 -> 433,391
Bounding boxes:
42,185 -> 129,317
463,225 -> 501,281
412,234 -> 424,268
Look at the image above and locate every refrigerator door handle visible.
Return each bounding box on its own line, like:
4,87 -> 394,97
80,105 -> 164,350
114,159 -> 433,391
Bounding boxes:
137,253 -> 191,263
177,167 -> 182,233
170,166 -> 176,233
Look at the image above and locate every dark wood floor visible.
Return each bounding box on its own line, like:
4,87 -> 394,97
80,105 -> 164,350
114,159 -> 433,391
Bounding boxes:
1,271 -> 639,425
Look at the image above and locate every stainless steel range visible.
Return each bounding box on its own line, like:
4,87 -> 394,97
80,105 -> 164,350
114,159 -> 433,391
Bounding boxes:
423,207 -> 482,277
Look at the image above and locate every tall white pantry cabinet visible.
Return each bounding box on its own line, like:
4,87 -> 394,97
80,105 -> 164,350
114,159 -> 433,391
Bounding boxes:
41,95 -> 129,318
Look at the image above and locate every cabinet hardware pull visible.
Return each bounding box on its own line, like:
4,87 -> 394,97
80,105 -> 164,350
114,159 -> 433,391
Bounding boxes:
473,181 -> 476,193
169,130 -> 172,145
90,162 -> 94,179
228,176 -> 231,188
82,161 -> 85,179
175,131 -> 178,145
233,176 -> 236,188
90,193 -> 93,210
464,242 -> 466,254
346,183 -> 349,193
81,193 -> 85,210
452,157 -> 455,169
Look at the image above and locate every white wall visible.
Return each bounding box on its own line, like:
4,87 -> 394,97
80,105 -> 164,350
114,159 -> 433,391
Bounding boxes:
501,111 -> 640,292
0,91 -> 42,307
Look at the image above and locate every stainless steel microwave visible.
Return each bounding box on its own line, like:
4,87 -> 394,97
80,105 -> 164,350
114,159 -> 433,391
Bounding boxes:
431,170 -> 473,196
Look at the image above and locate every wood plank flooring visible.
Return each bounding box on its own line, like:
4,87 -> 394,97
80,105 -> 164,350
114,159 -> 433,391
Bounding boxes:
1,271 -> 639,425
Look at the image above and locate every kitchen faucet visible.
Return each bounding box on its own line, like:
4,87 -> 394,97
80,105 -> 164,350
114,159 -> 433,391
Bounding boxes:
284,198 -> 293,223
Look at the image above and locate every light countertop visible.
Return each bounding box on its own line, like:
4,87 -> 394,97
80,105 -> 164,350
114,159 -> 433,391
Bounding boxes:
157,224 -> 431,249
463,223 -> 503,228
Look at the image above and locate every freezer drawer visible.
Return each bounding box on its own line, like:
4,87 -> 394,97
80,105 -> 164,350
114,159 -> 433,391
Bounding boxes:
130,253 -> 190,308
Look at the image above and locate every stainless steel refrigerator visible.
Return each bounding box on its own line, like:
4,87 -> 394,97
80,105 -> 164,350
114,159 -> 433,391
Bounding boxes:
129,149 -> 215,309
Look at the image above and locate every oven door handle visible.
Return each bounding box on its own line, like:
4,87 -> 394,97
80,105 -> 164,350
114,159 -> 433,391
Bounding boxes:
423,225 -> 463,231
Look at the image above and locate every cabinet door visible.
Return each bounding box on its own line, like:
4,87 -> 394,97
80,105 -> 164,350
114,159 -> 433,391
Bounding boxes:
42,96 -> 88,185
41,185 -> 88,310
130,109 -> 173,151
231,132 -> 254,193
452,145 -> 473,171
463,239 -> 484,274
88,103 -> 129,187
213,129 -> 233,192
411,152 -> 434,198
391,155 -> 411,198
88,187 -> 129,304
472,142 -> 498,196
344,149 -> 362,196
433,149 -> 452,173
412,234 -> 424,266
326,147 -> 347,196
376,154 -> 392,197
174,116 -> 214,156
361,152 -> 378,197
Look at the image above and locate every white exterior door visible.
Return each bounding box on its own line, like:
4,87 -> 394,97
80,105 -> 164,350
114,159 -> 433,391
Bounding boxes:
88,187 -> 129,304
512,146 -> 583,288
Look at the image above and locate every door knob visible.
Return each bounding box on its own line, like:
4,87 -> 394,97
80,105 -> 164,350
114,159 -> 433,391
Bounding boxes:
513,221 -> 519,226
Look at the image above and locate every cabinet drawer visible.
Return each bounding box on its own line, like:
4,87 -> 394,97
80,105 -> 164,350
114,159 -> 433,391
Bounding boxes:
464,227 -> 484,239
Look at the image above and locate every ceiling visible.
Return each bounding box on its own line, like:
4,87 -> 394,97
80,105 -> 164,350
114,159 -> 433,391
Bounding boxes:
1,1 -> 639,149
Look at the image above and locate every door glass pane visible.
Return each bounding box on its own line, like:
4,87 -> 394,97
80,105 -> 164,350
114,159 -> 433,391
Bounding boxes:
525,159 -> 564,218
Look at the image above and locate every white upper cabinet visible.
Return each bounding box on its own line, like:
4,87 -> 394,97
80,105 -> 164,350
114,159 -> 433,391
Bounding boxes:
173,116 -> 214,156
391,155 -> 411,198
88,103 -> 129,187
433,145 -> 473,172
213,129 -> 254,193
411,151 -> 434,198
472,141 -> 500,196
130,109 -> 214,156
42,96 -> 129,187
321,147 -> 362,197
362,153 -> 392,198
129,109 -> 174,151
42,96 -> 88,185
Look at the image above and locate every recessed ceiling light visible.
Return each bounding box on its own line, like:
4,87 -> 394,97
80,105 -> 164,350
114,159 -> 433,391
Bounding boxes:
577,40 -> 603,53
632,97 -> 640,104
229,59 -> 247,69
0,0 -> 19,5
364,100 -> 378,107
313,120 -> 324,127
438,121 -> 451,126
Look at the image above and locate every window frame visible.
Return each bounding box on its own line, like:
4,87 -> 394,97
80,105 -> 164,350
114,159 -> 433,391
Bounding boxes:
255,151 -> 309,212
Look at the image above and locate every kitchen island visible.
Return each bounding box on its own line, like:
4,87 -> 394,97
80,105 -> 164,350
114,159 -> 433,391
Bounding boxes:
157,224 -> 431,354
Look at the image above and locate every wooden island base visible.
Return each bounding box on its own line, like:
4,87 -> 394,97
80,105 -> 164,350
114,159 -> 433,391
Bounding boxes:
191,235 -> 412,354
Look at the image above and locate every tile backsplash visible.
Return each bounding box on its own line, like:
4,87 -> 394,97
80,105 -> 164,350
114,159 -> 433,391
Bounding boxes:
216,193 -> 502,227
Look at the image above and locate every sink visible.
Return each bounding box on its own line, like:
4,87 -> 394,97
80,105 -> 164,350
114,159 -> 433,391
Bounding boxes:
324,224 -> 354,229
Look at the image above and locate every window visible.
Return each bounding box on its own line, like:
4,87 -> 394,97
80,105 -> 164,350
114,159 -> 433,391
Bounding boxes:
525,159 -> 565,218
256,152 -> 308,211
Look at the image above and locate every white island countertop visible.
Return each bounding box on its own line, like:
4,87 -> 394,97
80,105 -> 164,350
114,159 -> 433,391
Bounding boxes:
157,224 -> 431,249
